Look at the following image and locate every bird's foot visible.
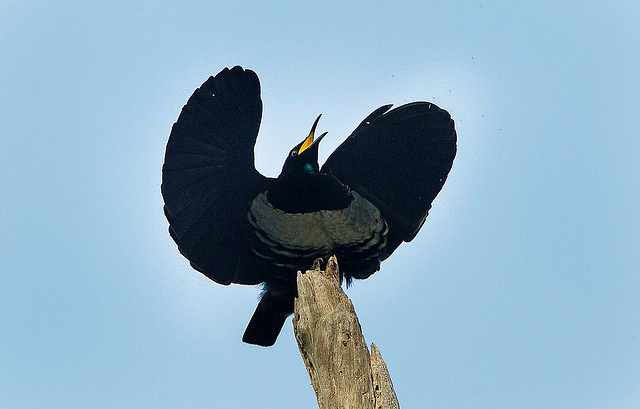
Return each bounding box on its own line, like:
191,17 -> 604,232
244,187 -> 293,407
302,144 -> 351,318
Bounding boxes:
311,258 -> 324,271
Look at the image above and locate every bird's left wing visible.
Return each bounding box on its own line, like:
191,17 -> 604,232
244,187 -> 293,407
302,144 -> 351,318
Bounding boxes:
162,66 -> 270,285
321,102 -> 457,258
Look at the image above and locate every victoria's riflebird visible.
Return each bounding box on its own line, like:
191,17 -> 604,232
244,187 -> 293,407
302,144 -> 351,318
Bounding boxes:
162,66 -> 457,346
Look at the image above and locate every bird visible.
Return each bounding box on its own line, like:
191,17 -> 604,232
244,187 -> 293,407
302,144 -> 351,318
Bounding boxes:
161,66 -> 457,346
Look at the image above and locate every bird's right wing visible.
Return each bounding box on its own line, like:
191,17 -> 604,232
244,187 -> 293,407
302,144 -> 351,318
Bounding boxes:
162,66 -> 270,285
321,102 -> 457,257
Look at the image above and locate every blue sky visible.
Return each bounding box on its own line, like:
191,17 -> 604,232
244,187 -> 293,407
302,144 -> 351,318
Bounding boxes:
1,1 -> 639,408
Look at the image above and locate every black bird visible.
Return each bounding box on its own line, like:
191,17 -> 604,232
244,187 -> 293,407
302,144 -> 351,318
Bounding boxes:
162,66 -> 456,346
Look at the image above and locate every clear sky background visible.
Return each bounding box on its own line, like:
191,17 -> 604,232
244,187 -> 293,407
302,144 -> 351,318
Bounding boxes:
1,1 -> 639,408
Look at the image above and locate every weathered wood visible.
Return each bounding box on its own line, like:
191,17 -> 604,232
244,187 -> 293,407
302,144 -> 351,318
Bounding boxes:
293,256 -> 399,408
370,344 -> 400,409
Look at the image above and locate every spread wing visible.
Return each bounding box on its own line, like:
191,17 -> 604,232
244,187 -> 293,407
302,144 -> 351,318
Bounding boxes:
321,102 -> 457,257
162,66 -> 270,285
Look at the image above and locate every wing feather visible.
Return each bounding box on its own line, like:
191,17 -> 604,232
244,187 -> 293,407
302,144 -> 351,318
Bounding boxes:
321,102 -> 456,257
162,66 -> 270,285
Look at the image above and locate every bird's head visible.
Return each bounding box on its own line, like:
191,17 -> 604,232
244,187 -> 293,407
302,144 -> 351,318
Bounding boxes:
279,114 -> 327,178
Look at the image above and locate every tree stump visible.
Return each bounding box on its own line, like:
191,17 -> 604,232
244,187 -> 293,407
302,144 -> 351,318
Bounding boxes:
293,256 -> 400,409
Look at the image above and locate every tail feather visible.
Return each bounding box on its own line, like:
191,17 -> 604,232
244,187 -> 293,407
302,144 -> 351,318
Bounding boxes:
242,284 -> 296,346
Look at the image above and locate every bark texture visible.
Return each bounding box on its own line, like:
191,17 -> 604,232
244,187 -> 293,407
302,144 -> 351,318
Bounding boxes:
292,256 -> 400,409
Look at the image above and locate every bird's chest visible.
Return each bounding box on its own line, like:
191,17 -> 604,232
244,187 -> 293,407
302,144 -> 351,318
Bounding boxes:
264,172 -> 352,213
247,184 -> 388,275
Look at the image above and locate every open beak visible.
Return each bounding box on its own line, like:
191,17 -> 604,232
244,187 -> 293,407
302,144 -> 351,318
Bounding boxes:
298,114 -> 325,154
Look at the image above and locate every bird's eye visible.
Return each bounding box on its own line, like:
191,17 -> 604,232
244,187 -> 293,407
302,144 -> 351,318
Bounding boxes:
290,151 -> 297,157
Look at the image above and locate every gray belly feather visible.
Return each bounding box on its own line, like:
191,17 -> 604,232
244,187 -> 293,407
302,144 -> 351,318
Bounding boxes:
247,191 -> 388,269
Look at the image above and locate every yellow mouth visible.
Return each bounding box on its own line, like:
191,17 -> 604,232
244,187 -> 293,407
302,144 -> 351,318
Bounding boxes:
298,114 -> 322,154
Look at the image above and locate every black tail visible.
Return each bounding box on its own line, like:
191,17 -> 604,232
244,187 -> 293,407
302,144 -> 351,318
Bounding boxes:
242,283 -> 296,346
